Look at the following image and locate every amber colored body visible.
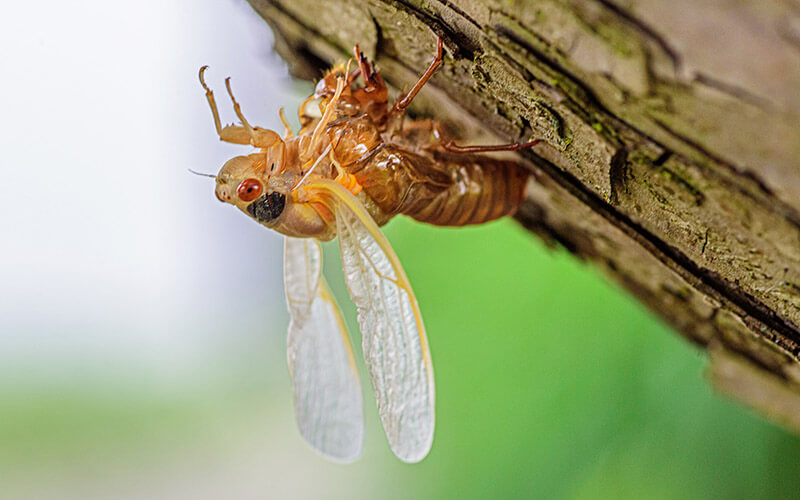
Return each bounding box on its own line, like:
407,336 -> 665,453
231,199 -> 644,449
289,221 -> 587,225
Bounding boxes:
202,37 -> 535,240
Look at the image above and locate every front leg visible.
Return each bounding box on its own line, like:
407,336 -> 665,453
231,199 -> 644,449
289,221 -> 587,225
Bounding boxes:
199,66 -> 249,145
198,66 -> 282,148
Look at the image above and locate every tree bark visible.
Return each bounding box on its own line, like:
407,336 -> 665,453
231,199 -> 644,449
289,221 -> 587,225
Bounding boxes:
247,0 -> 800,431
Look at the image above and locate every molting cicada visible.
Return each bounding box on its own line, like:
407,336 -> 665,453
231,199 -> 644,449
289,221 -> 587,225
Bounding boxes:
198,37 -> 537,463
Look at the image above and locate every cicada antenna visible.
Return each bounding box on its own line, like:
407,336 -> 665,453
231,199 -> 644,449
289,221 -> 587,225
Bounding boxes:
188,168 -> 217,178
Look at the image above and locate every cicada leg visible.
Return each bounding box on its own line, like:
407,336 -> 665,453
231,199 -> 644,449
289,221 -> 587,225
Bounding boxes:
199,67 -> 284,148
432,122 -> 540,154
278,107 -> 294,137
353,44 -> 387,98
199,66 -> 250,145
394,36 -> 443,111
223,77 -> 284,149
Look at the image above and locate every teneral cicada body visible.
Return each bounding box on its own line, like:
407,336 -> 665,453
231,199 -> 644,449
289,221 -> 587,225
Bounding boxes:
198,37 -> 537,463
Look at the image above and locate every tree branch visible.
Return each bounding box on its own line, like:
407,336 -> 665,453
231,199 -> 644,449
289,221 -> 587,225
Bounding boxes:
247,0 -> 800,430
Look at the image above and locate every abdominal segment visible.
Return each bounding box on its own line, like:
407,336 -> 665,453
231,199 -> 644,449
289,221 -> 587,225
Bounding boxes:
409,156 -> 530,226
347,144 -> 530,227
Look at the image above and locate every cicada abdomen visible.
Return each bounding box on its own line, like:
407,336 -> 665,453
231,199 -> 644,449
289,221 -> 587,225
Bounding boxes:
324,105 -> 532,227
333,139 -> 530,226
402,153 -> 530,226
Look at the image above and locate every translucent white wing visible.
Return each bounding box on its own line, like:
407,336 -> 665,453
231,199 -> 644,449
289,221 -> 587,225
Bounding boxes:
284,236 -> 363,462
307,179 -> 435,463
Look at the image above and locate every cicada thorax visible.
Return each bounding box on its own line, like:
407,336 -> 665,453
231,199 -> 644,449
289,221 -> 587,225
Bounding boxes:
325,113 -> 530,227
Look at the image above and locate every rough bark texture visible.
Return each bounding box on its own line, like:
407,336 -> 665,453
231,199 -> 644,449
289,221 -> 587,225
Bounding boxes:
247,0 -> 800,431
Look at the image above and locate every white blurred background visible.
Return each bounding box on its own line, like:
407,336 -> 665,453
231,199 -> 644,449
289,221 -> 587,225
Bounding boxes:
0,0 -> 293,384
0,1 -> 387,497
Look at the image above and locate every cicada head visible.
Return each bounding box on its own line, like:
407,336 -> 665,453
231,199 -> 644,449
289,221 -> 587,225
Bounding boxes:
214,141 -> 290,227
213,148 -> 333,240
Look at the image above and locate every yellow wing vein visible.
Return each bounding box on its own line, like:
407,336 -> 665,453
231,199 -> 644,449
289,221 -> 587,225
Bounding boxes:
306,179 -> 433,374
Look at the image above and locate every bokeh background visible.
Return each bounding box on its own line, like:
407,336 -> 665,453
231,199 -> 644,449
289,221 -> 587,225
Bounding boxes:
3,0 -> 800,498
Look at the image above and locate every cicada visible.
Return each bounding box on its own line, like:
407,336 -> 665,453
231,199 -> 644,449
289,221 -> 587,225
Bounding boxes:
198,37 -> 536,463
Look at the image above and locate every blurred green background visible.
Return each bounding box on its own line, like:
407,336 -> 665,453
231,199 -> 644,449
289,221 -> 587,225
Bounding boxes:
3,0 -> 800,498
5,218 -> 800,499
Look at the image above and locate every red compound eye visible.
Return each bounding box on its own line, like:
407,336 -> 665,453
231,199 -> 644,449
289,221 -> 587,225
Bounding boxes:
236,178 -> 263,202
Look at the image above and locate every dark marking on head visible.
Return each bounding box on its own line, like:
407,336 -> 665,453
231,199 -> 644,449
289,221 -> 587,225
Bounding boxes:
246,191 -> 286,224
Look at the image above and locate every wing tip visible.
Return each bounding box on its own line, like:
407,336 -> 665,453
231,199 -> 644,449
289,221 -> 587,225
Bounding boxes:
392,441 -> 433,464
301,432 -> 365,464
388,423 -> 435,463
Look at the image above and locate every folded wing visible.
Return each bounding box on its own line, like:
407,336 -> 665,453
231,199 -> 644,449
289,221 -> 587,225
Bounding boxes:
284,236 -> 364,462
307,179 -> 435,463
